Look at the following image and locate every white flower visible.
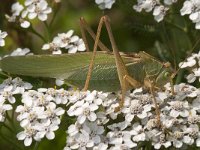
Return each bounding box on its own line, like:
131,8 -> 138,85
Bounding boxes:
164,0 -> 177,5
17,125 -> 38,146
0,30 -> 7,47
151,130 -> 171,149
11,2 -> 24,16
67,39 -> 86,53
153,5 -> 169,22
107,122 -> 137,148
16,88 -> 65,146
9,48 -> 31,56
168,101 -> 189,118
42,39 -> 62,54
20,19 -> 31,28
55,79 -> 64,86
171,127 -> 185,148
131,123 -> 146,142
67,122 -> 82,137
122,99 -> 152,122
180,0 -> 200,29
27,0 -> 52,21
57,30 -> 76,48
133,0 -> 158,12
75,102 -> 98,124
69,130 -> 94,149
42,31 -> 86,54
6,2 -> 31,28
0,98 -> 12,122
95,0 -> 116,9
82,121 -> 104,144
1,91 -> 16,104
6,2 -> 24,22
34,121 -> 59,140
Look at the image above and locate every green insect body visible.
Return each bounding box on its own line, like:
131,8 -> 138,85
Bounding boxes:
0,51 -> 172,92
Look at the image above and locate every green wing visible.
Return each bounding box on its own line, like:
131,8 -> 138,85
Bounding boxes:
0,52 -> 119,79
1,52 -> 143,91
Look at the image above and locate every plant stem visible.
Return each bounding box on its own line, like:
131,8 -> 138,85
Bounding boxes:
49,3 -> 60,28
44,21 -> 50,41
3,122 -> 15,133
165,19 -> 186,32
29,25 -> 46,43
6,109 -> 16,133
33,142 -> 39,150
0,133 -> 23,150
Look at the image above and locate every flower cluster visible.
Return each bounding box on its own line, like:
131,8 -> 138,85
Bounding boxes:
62,83 -> 200,149
179,51 -> 200,83
95,0 -> 116,9
6,0 -> 52,28
16,88 -> 66,146
133,0 -> 178,22
180,0 -> 200,29
42,30 -> 86,54
0,30 -> 7,47
4,48 -> 32,58
0,77 -> 32,122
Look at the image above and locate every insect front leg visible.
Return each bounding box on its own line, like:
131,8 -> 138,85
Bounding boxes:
82,16 -> 111,91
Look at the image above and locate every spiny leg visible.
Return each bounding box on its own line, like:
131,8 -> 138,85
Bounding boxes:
150,87 -> 161,127
83,17 -> 105,91
148,80 -> 161,127
79,17 -> 111,52
143,68 -> 161,126
102,16 -> 141,110
82,15 -> 141,110
170,72 -> 176,95
115,75 -> 141,112
79,18 -> 90,52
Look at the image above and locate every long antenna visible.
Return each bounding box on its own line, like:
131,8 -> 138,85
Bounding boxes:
172,36 -> 200,77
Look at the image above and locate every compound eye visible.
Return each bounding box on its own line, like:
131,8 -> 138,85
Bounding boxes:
164,72 -> 170,77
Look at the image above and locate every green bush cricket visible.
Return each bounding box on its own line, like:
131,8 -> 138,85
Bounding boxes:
0,16 -> 176,127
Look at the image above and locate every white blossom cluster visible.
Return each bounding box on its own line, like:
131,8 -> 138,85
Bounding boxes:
180,0 -> 200,29
3,48 -> 32,58
6,0 -> 52,28
63,83 -> 200,149
0,77 -> 32,122
95,0 -> 116,9
16,88 -> 66,146
179,51 -> 200,83
133,0 -> 178,22
0,30 -> 7,47
42,30 -> 86,54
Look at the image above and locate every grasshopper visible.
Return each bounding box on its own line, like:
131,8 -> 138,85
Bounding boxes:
0,16 -> 175,126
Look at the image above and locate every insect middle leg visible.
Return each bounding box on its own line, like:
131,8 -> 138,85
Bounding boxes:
81,17 -> 106,91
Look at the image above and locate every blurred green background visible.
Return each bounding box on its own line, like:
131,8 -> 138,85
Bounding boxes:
0,0 -> 200,149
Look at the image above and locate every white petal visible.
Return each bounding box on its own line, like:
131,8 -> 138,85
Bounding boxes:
38,14 -> 47,21
21,21 -> 30,28
68,46 -> 77,53
196,138 -> 200,147
24,137 -> 32,146
88,112 -> 97,121
78,115 -> 86,124
28,12 -> 37,19
46,131 -> 55,140
17,132 -> 26,140
170,109 -> 179,118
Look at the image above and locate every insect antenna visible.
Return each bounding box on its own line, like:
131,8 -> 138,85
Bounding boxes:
169,36 -> 200,94
172,36 -> 200,78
